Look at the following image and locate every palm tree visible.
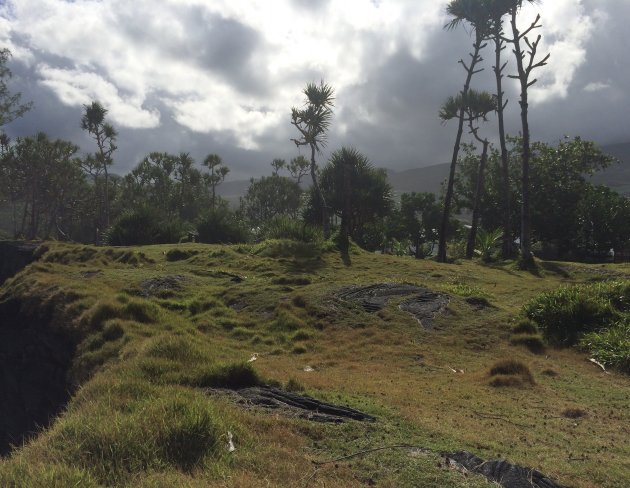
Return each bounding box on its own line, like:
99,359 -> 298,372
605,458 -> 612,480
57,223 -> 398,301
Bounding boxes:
438,0 -> 491,262
291,81 -> 335,238
440,89 -> 496,259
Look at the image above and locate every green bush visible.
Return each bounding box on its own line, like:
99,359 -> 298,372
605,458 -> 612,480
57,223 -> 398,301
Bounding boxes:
196,208 -> 249,244
523,283 -> 620,345
580,322 -> 630,373
106,207 -> 186,246
261,215 -> 322,243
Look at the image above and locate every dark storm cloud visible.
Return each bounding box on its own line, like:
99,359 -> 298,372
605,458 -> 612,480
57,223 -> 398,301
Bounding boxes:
1,0 -> 629,181
118,5 -> 269,96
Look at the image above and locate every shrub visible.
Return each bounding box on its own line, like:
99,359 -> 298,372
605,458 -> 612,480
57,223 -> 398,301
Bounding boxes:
580,322 -> 630,373
196,208 -> 249,244
262,215 -> 323,243
106,207 -> 186,246
523,284 -> 618,345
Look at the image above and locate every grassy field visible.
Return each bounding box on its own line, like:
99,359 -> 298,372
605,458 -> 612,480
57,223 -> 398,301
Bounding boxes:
0,240 -> 629,487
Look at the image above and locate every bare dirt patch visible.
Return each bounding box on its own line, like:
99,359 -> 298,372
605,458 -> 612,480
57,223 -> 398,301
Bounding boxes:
139,275 -> 186,298
335,283 -> 450,328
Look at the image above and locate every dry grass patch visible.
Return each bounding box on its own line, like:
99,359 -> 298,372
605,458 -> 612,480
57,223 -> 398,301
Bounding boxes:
488,359 -> 535,387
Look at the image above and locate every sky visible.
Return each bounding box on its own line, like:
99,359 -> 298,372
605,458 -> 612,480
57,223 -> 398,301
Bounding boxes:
1,0 -> 629,180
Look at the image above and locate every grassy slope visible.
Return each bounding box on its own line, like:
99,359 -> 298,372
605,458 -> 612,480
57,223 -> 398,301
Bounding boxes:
0,241 -> 629,487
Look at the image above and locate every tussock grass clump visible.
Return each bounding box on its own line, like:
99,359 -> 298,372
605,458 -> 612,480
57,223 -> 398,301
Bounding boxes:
51,391 -> 224,484
512,318 -> 539,335
145,336 -> 204,363
271,307 -> 307,332
193,362 -> 261,389
272,276 -> 311,286
510,334 -> 545,354
0,462 -> 99,487
562,407 -> 587,419
165,248 -> 198,262
488,359 -> 535,387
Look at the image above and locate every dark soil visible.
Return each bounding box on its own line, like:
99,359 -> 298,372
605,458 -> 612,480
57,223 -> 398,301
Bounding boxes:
207,386 -> 376,423
0,298 -> 75,456
445,451 -> 567,488
336,283 -> 449,328
139,275 -> 186,297
0,241 -> 40,284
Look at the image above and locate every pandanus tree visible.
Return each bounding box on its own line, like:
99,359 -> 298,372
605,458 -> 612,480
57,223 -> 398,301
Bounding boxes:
291,81 -> 335,238
438,0 -> 491,262
202,153 -> 229,210
440,89 -> 497,259
81,101 -> 117,235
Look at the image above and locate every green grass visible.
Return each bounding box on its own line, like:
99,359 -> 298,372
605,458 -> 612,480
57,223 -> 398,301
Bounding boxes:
0,241 -> 629,487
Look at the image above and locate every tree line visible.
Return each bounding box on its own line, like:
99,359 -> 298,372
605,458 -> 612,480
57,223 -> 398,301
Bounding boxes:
1,0 -> 629,265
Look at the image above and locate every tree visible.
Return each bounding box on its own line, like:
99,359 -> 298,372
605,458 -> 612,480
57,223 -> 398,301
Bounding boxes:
120,152 -> 211,222
397,192 -> 442,258
440,89 -> 496,259
486,0 -> 513,257
0,48 -> 32,128
271,158 -> 286,176
307,147 -> 393,249
202,153 -> 229,210
505,0 -> 549,267
291,81 -> 335,238
81,101 -> 117,235
240,175 -> 302,228
0,132 -> 85,239
438,0 -> 491,262
454,136 -> 616,260
288,155 -> 309,184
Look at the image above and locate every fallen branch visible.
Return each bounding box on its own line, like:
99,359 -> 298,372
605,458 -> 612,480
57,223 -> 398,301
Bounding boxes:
588,358 -> 610,374
472,410 -> 529,428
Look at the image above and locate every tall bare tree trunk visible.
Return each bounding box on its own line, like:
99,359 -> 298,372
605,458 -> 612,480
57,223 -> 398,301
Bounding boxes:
493,29 -> 512,258
438,34 -> 484,263
466,139 -> 489,259
509,9 -> 548,269
310,145 -> 330,239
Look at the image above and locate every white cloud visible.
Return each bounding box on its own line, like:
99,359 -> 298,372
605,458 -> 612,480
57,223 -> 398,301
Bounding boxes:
516,0 -> 594,104
583,81 -> 610,93
2,0 -> 446,150
37,65 -> 160,129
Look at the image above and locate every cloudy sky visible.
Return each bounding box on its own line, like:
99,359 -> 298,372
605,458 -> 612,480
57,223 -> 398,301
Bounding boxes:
1,0 -> 628,180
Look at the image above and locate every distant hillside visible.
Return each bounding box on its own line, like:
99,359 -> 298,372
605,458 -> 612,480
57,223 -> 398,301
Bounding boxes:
386,163 -> 449,196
